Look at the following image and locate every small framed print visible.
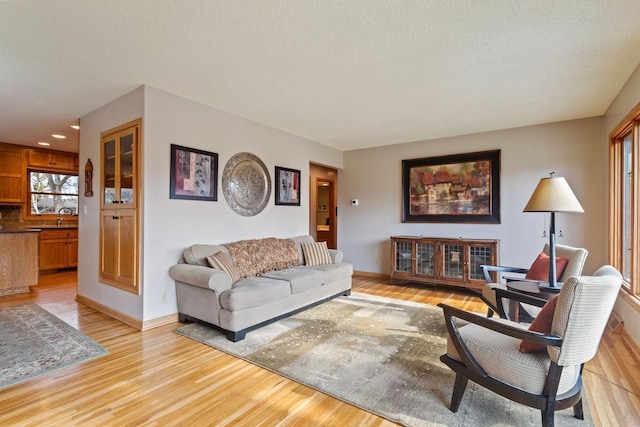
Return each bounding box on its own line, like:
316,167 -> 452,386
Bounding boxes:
275,166 -> 301,206
170,144 -> 218,201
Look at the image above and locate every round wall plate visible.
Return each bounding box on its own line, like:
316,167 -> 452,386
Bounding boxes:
222,152 -> 271,216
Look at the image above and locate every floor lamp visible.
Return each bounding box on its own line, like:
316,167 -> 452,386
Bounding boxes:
523,173 -> 584,288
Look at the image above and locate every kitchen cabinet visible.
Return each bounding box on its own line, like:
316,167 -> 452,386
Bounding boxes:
39,228 -> 78,270
101,121 -> 138,209
99,118 -> 140,294
390,236 -> 499,291
28,149 -> 78,172
0,143 -> 26,204
0,230 -> 38,295
100,210 -> 137,291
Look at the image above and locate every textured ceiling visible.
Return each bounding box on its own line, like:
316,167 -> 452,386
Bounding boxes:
2,1 -> 640,153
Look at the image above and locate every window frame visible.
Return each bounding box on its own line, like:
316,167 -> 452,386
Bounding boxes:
25,169 -> 79,219
609,101 -> 640,300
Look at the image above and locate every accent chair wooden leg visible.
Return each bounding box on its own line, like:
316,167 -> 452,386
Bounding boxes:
487,307 -> 494,318
450,374 -> 468,412
573,398 -> 584,420
541,403 -> 556,427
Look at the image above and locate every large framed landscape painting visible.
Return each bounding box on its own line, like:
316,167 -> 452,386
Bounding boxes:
170,144 -> 218,201
402,150 -> 500,223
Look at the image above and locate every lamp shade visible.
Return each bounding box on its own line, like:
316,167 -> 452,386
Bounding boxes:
523,176 -> 584,213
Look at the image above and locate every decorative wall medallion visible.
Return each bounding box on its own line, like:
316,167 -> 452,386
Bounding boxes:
222,152 -> 271,216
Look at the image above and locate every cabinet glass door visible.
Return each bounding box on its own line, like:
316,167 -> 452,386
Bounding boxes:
393,240 -> 412,273
469,244 -> 493,281
442,243 -> 464,279
119,131 -> 135,205
103,138 -> 116,205
416,242 -> 436,276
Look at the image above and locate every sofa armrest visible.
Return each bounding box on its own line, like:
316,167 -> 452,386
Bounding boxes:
328,249 -> 343,263
169,264 -> 232,294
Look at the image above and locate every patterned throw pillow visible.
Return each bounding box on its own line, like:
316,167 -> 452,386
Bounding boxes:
206,251 -> 241,284
301,241 -> 332,266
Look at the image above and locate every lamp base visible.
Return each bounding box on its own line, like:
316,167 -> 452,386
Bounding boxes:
538,282 -> 562,293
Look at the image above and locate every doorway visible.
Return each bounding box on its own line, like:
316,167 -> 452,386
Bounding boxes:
309,164 -> 338,249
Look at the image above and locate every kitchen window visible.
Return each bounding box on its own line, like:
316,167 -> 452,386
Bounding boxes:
28,171 -> 79,216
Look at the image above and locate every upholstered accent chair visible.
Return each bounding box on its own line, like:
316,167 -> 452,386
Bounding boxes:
480,244 -> 588,320
438,266 -> 622,427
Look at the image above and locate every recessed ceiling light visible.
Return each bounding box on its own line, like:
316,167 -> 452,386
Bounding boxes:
38,142 -> 50,146
70,125 -> 79,130
52,134 -> 66,139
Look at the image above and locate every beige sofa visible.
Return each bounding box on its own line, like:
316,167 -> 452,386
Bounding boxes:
169,235 -> 352,341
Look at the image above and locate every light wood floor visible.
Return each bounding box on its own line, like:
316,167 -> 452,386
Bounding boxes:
0,272 -> 638,426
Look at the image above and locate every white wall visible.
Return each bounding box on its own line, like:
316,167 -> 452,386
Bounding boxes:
339,117 -> 605,277
604,62 -> 640,347
78,86 -> 145,319
79,85 -> 344,323
142,86 -> 344,321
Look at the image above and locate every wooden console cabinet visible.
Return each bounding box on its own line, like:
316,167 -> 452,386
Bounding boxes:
390,236 -> 499,292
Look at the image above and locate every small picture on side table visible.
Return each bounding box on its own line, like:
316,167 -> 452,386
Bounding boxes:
275,166 -> 301,206
170,144 -> 218,201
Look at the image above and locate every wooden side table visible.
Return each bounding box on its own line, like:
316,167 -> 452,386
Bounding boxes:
505,280 -> 561,322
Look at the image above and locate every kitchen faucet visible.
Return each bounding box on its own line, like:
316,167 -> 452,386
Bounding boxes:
57,207 -> 74,227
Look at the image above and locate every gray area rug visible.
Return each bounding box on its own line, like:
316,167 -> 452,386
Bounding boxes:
0,303 -> 108,390
174,292 -> 593,427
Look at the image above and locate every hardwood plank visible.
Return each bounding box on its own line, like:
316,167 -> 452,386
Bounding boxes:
0,272 -> 638,426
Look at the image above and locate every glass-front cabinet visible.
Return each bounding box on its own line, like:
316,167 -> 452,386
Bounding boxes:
102,122 -> 138,209
100,118 -> 141,294
390,236 -> 499,291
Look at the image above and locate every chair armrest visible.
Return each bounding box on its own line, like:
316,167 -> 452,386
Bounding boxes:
493,288 -> 548,319
481,265 -> 529,283
438,303 -> 562,376
169,264 -> 232,294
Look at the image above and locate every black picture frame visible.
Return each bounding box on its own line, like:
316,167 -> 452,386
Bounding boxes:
402,149 -> 500,223
170,144 -> 218,201
274,166 -> 301,206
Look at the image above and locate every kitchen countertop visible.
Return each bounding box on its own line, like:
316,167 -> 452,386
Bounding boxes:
0,227 -> 41,234
0,225 -> 78,233
28,226 -> 78,230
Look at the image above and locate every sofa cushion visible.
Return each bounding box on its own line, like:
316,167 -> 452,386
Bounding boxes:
301,241 -> 332,266
225,238 -> 301,278
219,276 -> 291,311
207,252 -> 241,284
295,263 -> 353,284
262,268 -> 324,294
